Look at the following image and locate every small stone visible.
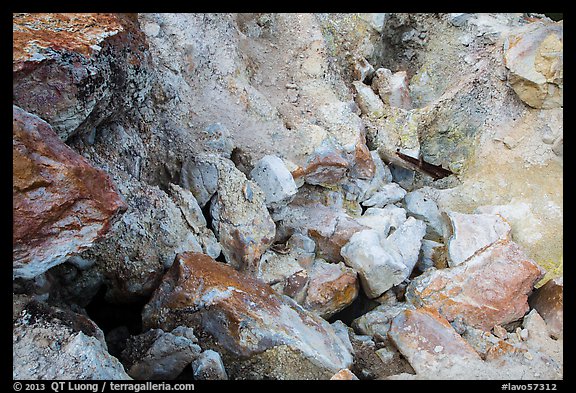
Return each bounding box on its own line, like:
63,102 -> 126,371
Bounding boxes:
361,182 -> 407,208
353,81 -> 385,117
493,325 -> 508,339
375,348 -> 395,363
192,350 -> 228,380
330,368 -> 359,380
433,345 -> 444,353
371,68 -> 411,109
250,155 -> 298,209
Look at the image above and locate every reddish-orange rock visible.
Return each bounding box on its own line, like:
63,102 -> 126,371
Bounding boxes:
142,252 -> 353,379
388,307 -> 481,374
406,240 -> 545,331
13,13 -> 150,141
13,105 -> 127,279
330,368 -> 359,380
529,277 -> 563,338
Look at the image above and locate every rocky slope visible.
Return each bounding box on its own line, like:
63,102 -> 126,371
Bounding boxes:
13,13 -> 562,380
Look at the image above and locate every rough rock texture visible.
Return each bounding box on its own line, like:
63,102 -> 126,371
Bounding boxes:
121,327 -> 201,380
388,307 -> 482,375
528,277 -> 563,338
352,300 -> 415,341
504,20 -> 563,109
445,211 -> 512,267
142,252 -> 353,379
192,350 -> 229,380
341,217 -> 426,298
13,300 -> 131,380
13,13 -> 151,141
330,368 -> 359,380
403,190 -> 446,240
371,67 -> 411,109
13,105 -> 127,279
406,240 -> 545,330
250,155 -> 298,210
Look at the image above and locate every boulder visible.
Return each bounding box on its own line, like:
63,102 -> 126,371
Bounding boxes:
13,300 -> 130,380
142,252 -> 353,380
528,277 -> 563,338
341,217 -> 426,298
406,240 -> 545,330
356,205 -> 407,235
121,327 -> 201,380
13,105 -> 127,279
445,211 -> 512,267
504,20 -> 563,109
388,307 -> 482,375
13,13 -> 151,141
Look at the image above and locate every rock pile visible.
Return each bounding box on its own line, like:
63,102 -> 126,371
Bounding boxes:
13,12 -> 562,380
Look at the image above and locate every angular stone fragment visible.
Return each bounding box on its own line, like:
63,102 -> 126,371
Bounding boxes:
388,307 -> 481,375
142,252 -> 353,380
343,151 -> 393,202
192,350 -> 228,380
353,81 -> 385,117
529,276 -> 563,338
352,301 -> 415,340
356,205 -> 407,235
417,239 -> 447,272
404,190 -> 446,240
250,155 -> 298,209
209,158 -> 276,273
371,68 -> 411,109
13,300 -> 131,380
361,182 -> 407,208
445,211 -> 512,267
406,240 -> 545,330
504,20 -> 563,109
303,260 -> 359,319
330,368 -> 359,380
13,13 -> 151,141
121,327 -> 201,380
341,217 -> 426,298
13,105 -> 127,279
180,156 -> 220,207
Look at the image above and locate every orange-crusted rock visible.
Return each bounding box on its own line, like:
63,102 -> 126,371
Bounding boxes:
13,105 -> 127,279
13,13 -> 151,141
529,276 -> 563,338
142,252 -> 353,380
330,368 -> 359,380
388,307 -> 481,374
406,240 -> 545,330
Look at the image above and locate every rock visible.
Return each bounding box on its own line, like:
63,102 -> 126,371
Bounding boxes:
417,239 -> 447,272
504,20 -> 563,109
352,81 -> 385,117
361,182 -> 407,208
13,13 -> 151,141
13,105 -> 127,280
343,151 -> 393,202
13,300 -> 131,380
210,158 -> 276,273
330,368 -> 359,380
445,211 -> 512,267
180,156 -> 220,208
529,276 -> 563,338
406,240 -> 545,330
201,123 -> 234,158
341,217 -> 425,298
356,205 -> 407,235
80,179 -> 205,302
250,155 -> 298,209
371,67 -> 411,109
303,259 -> 359,319
192,350 -> 228,380
121,327 -> 201,380
404,190 -> 446,240
388,307 -> 482,375
291,143 -> 351,186
352,301 -> 415,341
352,56 -> 375,83
142,252 -> 353,380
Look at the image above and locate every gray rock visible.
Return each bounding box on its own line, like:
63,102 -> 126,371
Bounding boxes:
13,301 -> 131,380
202,123 -> 234,158
417,239 -> 446,272
404,189 -> 446,239
361,182 -> 407,208
180,156 -> 220,207
192,350 -> 228,380
353,81 -> 385,117
352,302 -> 415,340
445,211 -> 511,267
356,205 -> 407,235
250,155 -> 298,209
121,328 -> 201,380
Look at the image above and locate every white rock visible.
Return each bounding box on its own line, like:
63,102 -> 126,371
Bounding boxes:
250,155 -> 298,209
357,205 -> 407,235
371,68 -> 411,109
362,182 -> 407,208
352,81 -> 385,117
404,190 -> 446,239
445,211 -> 512,267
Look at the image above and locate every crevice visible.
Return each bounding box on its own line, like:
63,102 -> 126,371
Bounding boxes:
327,290 -> 379,326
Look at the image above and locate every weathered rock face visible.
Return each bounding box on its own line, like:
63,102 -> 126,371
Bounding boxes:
528,277 -> 563,339
13,300 -> 131,380
388,307 -> 482,375
192,350 -> 228,380
371,67 -> 411,109
13,13 -> 151,141
142,252 -> 353,379
250,155 -> 298,210
406,240 -> 545,330
504,20 -> 563,109
13,105 -> 127,280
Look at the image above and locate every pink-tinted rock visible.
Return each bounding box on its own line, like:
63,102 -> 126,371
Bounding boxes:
371,68 -> 412,109
330,368 -> 359,380
406,240 -> 545,331
142,252 -> 353,379
13,13 -> 151,141
529,277 -> 563,338
388,307 -> 481,374
13,105 -> 127,279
